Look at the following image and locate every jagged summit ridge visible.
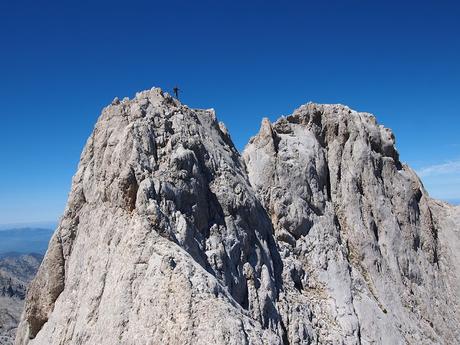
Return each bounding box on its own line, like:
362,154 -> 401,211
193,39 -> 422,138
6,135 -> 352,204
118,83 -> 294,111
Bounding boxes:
243,102 -> 460,344
16,88 -> 283,345
16,88 -> 460,345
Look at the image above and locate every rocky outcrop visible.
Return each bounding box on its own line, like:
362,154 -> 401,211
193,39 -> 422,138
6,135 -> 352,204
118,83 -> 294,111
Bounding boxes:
15,89 -> 283,345
243,103 -> 460,344
15,90 -> 460,345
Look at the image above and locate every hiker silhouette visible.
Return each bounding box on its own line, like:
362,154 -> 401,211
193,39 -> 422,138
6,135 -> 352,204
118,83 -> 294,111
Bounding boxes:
173,86 -> 180,99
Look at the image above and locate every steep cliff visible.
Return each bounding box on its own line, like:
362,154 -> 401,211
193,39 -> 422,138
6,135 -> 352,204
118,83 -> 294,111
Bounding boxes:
243,103 -> 460,344
15,89 -> 460,345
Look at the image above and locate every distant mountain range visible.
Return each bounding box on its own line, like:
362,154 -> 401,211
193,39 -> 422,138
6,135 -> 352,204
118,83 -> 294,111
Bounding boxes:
0,228 -> 54,255
0,253 -> 42,345
0,227 -> 50,344
0,221 -> 56,231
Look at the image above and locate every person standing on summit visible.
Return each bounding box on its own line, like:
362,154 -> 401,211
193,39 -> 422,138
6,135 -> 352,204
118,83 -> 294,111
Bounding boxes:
173,86 -> 180,99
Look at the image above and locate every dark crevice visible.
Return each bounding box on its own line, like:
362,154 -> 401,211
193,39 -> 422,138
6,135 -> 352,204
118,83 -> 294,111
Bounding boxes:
279,317 -> 290,345
413,235 -> 420,251
333,215 -> 343,245
342,129 -> 350,146
370,219 -> 379,243
374,157 -> 383,182
356,178 -> 364,196
121,168 -> 139,212
290,267 -> 304,292
240,281 -> 249,310
369,137 -> 382,156
314,116 -> 326,148
293,280 -> 303,292
428,209 -> 439,267
337,162 -> 342,186
325,163 -> 332,201
357,322 -> 362,345
273,131 -> 281,154
308,202 -> 324,218
433,244 -> 439,267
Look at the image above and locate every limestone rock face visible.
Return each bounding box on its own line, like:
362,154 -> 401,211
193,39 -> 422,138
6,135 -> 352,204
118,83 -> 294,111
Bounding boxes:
15,89 -> 283,345
16,91 -> 460,345
243,103 -> 460,344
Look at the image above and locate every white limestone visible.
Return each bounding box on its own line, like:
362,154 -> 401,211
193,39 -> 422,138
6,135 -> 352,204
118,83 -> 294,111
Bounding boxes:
15,91 -> 460,345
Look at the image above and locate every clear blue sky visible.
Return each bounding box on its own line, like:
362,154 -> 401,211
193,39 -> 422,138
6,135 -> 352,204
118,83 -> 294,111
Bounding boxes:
0,0 -> 459,224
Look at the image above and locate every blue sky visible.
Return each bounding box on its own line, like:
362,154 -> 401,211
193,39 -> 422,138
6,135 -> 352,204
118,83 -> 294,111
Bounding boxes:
0,0 -> 459,224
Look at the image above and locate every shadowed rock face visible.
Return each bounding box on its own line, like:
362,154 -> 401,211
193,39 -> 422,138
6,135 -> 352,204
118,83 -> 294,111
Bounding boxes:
15,90 -> 460,345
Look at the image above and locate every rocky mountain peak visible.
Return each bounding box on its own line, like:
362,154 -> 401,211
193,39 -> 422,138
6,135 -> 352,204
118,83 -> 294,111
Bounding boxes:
15,89 -> 460,345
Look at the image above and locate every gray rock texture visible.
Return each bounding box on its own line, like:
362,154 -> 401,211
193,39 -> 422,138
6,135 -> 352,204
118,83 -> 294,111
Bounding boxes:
15,90 -> 460,345
243,104 -> 460,344
0,253 -> 42,345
